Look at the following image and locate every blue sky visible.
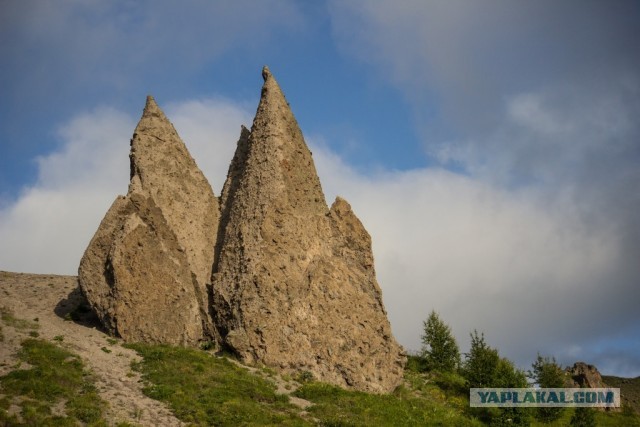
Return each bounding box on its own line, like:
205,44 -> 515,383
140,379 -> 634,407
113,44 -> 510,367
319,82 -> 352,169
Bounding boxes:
1,1 -> 639,378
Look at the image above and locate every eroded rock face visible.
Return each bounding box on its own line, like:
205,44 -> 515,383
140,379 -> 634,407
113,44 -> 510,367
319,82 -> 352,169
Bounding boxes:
567,362 -> 607,388
212,67 -> 405,392
79,96 -> 218,344
79,70 -> 405,392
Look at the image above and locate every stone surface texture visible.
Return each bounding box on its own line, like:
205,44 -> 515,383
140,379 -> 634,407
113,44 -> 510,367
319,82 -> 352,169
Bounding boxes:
567,362 -> 607,388
211,67 -> 405,393
78,96 -> 218,344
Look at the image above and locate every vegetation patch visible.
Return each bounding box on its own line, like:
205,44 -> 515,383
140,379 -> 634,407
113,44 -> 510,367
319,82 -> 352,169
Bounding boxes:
603,375 -> 640,416
0,338 -> 107,426
294,374 -> 482,427
126,343 -> 309,426
127,342 -> 486,426
0,306 -> 39,331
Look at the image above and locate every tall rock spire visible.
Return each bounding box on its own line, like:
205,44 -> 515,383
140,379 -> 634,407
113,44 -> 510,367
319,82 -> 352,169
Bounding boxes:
129,95 -> 219,300
79,96 -> 219,344
212,67 -> 405,392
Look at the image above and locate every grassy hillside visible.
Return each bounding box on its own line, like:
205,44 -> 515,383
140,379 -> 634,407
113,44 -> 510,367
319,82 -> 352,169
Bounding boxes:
1,345 -> 639,426
0,338 -> 112,426
603,374 -> 640,415
2,283 -> 640,426
2,330 -> 640,425
125,344 -> 482,426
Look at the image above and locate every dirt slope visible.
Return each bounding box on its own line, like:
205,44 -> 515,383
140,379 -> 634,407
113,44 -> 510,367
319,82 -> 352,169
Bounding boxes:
0,271 -> 183,426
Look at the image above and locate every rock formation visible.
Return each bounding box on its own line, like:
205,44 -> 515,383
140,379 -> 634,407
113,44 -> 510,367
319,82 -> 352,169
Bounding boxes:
211,67 -> 405,393
567,362 -> 607,388
79,68 -> 405,392
78,96 -> 219,345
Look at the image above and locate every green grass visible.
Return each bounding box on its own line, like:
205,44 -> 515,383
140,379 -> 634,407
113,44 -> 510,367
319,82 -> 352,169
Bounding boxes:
126,343 -> 309,426
126,344 -> 487,426
0,338 -> 108,426
525,407 -> 640,426
0,306 -> 39,331
294,378 -> 482,426
603,374 -> 640,415
3,332 -> 636,426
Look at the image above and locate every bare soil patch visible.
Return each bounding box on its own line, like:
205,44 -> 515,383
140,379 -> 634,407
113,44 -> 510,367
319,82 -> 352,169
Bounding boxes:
0,271 -> 183,426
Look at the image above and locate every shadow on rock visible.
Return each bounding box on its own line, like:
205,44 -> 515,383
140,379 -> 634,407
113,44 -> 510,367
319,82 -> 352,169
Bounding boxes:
55,286 -> 105,332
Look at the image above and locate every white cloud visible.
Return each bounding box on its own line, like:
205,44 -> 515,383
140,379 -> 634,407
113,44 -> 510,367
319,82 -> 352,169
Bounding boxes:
313,145 -> 621,363
328,0 -> 640,374
0,98 -> 250,275
0,108 -> 133,275
507,94 -> 572,135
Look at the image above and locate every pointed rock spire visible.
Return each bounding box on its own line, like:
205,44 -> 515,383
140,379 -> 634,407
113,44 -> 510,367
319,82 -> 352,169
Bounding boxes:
129,95 -> 219,297
212,68 -> 405,392
79,95 -> 220,344
142,95 -> 163,118
261,65 -> 271,81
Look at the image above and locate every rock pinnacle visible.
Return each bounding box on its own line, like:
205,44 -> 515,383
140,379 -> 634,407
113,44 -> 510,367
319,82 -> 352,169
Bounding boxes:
79,96 -> 220,344
212,68 -> 405,392
142,95 -> 163,118
261,65 -> 271,81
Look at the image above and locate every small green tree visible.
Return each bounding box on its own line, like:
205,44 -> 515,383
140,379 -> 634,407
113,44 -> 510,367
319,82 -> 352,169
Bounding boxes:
528,354 -> 565,423
529,354 -> 565,387
492,358 -> 531,426
462,330 -> 499,388
495,357 -> 528,388
463,331 -> 530,426
420,310 -> 460,372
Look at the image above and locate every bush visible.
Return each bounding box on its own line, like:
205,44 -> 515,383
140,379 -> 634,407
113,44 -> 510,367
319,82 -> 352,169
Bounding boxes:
570,406 -> 596,427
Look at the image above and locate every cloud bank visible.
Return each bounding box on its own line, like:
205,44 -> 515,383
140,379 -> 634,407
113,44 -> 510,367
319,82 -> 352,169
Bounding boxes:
325,0 -> 640,374
0,98 -> 249,277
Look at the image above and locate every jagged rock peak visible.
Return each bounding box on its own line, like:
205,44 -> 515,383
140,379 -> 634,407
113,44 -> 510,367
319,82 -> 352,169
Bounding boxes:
142,95 -> 163,118
261,65 -> 271,81
79,96 -> 220,345
250,66 -> 327,214
212,67 -> 405,393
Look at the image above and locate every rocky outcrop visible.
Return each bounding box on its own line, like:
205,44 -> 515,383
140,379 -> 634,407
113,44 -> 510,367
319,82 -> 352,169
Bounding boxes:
79,68 -> 405,392
78,96 -> 218,344
211,67 -> 405,393
567,362 -> 607,388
